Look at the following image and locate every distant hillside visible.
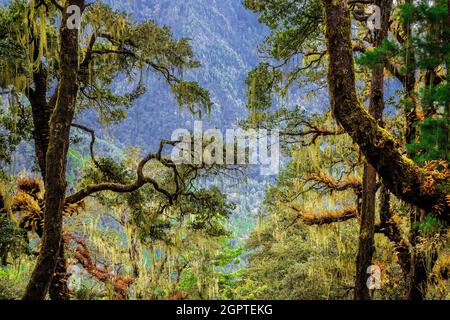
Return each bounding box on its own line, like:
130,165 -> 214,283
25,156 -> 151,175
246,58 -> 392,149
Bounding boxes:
98,0 -> 268,151
98,0 -> 271,242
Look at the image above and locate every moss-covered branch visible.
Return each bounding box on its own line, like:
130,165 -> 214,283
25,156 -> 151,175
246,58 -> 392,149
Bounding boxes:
305,173 -> 362,193
291,204 -> 358,225
322,0 -> 449,221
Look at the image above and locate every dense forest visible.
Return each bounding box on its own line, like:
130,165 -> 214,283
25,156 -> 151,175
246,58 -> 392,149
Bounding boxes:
0,0 -> 449,301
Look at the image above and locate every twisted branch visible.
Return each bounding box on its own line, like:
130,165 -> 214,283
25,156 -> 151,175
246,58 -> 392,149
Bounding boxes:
65,140 -> 179,205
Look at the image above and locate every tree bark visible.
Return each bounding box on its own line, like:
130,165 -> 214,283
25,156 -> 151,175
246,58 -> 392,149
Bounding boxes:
407,246 -> 429,300
321,0 -> 449,221
129,233 -> 140,279
354,164 -> 377,299
0,195 -> 8,267
48,242 -> 70,300
406,207 -> 439,300
354,0 -> 392,300
378,185 -> 411,277
28,76 -> 70,300
23,0 -> 84,300
28,66 -> 52,182
25,13 -> 70,300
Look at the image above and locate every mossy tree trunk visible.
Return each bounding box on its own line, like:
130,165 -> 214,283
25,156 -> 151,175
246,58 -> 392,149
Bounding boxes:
321,0 -> 448,222
354,0 -> 392,300
22,7 -> 70,299
48,242 -> 71,300
23,0 -> 85,300
27,65 -> 53,183
26,58 -> 70,302
1,195 -> 9,267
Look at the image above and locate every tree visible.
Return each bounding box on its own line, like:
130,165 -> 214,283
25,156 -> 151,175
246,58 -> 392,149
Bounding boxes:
322,0 -> 448,220
243,0 -> 449,300
323,0 -> 449,299
351,0 -> 394,300
0,0 -> 214,299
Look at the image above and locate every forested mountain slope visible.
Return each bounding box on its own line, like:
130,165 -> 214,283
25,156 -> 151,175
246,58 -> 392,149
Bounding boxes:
96,0 -> 271,241
99,0 -> 267,150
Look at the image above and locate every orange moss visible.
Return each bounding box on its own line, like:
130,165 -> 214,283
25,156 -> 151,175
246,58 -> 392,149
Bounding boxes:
291,205 -> 358,225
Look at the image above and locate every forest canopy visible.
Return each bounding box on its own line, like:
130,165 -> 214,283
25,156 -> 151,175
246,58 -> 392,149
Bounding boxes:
0,0 -> 449,301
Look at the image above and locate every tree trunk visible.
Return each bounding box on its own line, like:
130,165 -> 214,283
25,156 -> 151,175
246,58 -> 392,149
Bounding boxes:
1,246 -> 7,267
28,66 -> 52,183
129,233 -> 140,279
406,208 -> 438,300
29,87 -> 70,300
26,17 -> 71,300
0,195 -> 8,267
23,0 -> 84,300
49,242 -> 70,300
407,248 -> 429,300
378,185 -> 411,278
407,246 -> 438,300
354,164 -> 377,299
354,0 -> 392,300
321,0 -> 448,220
